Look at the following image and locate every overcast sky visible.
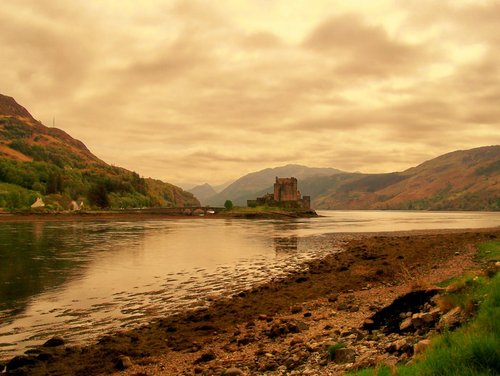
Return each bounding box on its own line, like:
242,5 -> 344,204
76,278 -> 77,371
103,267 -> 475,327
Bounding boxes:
1,0 -> 499,187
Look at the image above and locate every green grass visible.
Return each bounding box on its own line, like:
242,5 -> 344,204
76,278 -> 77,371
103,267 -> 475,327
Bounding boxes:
354,366 -> 393,376
350,271 -> 500,376
439,274 -> 490,313
436,275 -> 463,288
438,241 -> 499,288
477,240 -> 500,263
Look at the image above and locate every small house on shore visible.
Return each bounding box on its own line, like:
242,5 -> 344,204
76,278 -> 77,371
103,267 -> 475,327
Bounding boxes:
31,197 -> 45,208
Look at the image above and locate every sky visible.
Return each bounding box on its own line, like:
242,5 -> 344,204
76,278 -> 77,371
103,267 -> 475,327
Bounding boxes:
1,0 -> 499,188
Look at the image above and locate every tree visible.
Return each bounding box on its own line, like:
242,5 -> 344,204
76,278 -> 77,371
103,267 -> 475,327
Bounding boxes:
87,182 -> 110,208
32,181 -> 45,194
224,199 -> 233,210
46,172 -> 63,194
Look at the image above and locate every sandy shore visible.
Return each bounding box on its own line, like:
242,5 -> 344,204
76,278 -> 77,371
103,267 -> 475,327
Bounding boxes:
2,227 -> 499,375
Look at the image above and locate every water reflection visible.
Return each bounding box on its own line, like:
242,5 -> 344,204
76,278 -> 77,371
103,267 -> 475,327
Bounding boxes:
0,222 -> 83,315
273,236 -> 298,253
0,222 -> 147,319
272,222 -> 299,253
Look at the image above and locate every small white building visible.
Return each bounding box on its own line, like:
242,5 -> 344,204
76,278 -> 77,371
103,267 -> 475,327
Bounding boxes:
69,200 -> 80,211
31,197 -> 45,208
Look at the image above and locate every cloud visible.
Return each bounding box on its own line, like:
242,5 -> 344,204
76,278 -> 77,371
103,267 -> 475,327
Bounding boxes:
0,0 -> 499,186
241,31 -> 284,49
302,13 -> 428,76
0,6 -> 94,98
403,1 -> 500,45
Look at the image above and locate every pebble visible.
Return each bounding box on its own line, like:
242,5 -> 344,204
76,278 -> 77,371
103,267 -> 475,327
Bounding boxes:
223,367 -> 244,375
194,350 -> 216,364
115,355 -> 133,370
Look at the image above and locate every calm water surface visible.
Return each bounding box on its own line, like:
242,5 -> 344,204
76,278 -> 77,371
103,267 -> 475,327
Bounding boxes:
0,210 -> 499,359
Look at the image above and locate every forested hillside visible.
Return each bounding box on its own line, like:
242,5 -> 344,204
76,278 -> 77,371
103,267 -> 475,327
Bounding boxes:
0,94 -> 199,210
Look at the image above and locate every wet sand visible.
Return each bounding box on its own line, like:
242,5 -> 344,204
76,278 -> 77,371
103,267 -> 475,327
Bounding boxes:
2,227 -> 499,375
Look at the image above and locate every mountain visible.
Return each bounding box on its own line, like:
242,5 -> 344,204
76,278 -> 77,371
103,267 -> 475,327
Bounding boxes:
207,164 -> 343,206
212,180 -> 233,193
0,94 -> 199,210
309,146 -> 500,210
188,183 -> 217,205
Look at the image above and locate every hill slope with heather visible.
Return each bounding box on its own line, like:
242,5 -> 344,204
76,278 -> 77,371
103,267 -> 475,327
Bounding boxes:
0,94 -> 199,210
308,146 -> 500,210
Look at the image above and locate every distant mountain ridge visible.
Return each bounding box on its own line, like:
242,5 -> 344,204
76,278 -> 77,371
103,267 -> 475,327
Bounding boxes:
207,164 -> 343,206
0,94 -> 199,209
188,183 -> 217,205
306,146 -> 499,210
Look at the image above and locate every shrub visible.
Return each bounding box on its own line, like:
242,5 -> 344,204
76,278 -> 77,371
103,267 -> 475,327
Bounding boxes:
327,342 -> 346,361
224,199 -> 233,210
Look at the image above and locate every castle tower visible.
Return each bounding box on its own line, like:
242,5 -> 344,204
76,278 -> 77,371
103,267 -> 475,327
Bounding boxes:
273,177 -> 299,202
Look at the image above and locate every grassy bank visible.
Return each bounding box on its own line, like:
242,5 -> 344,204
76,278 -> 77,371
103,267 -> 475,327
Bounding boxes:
352,240 -> 500,376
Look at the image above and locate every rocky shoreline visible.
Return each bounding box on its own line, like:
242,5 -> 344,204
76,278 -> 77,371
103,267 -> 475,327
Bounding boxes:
2,228 -> 499,375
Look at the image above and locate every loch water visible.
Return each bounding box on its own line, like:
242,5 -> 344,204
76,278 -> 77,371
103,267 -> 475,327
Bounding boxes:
1,210 -> 499,360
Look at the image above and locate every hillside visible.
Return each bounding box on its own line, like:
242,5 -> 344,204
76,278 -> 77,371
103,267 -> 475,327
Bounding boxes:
188,183 -> 217,205
208,164 -> 343,206
309,146 -> 500,210
0,94 -> 199,210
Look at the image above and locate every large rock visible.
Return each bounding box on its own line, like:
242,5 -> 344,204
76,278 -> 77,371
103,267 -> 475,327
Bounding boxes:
411,313 -> 424,328
399,317 -> 413,331
413,339 -> 431,354
43,336 -> 65,347
354,352 -> 377,369
438,306 -> 463,330
6,355 -> 35,371
386,338 -> 412,354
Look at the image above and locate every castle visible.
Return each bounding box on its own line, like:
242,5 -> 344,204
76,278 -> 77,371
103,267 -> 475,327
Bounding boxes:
247,177 -> 311,210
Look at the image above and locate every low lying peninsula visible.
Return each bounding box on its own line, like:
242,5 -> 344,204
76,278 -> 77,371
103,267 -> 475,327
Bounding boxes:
3,227 -> 498,375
